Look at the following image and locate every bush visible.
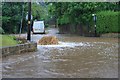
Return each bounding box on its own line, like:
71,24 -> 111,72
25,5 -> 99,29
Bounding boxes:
45,24 -> 49,28
96,11 -> 120,34
0,27 -> 5,34
58,14 -> 70,25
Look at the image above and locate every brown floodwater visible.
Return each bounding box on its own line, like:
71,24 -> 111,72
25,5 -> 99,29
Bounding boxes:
2,28 -> 118,78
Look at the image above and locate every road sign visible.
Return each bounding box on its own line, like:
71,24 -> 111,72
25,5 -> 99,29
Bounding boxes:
26,14 -> 33,20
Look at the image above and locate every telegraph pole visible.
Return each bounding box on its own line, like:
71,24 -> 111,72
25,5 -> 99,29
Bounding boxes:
27,2 -> 31,41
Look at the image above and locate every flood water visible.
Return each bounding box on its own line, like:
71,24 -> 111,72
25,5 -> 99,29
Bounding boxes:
2,28 -> 118,78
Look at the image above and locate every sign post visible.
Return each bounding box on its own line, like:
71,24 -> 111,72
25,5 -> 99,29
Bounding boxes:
27,2 -> 31,41
92,14 -> 97,37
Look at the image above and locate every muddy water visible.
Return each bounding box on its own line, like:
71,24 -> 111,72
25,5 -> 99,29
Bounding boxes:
2,28 -> 118,78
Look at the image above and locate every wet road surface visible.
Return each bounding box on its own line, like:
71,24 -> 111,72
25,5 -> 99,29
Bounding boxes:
2,28 -> 118,78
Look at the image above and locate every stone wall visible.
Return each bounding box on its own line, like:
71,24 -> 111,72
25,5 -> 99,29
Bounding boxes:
101,33 -> 120,38
58,24 -> 96,37
1,42 -> 37,57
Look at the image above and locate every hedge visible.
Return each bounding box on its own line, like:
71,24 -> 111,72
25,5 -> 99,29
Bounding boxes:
96,11 -> 120,34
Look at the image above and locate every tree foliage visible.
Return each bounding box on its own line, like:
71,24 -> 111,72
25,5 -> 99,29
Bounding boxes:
50,2 -> 118,25
2,2 -> 24,33
2,2 -> 119,34
2,2 -> 50,34
48,2 -> 119,35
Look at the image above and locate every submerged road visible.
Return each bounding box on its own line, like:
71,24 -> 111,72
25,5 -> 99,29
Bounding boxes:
2,28 -> 118,78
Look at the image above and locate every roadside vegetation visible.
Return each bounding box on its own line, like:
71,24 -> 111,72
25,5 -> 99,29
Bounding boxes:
0,35 -> 18,47
2,2 -> 119,35
1,2 -> 50,47
49,2 -> 120,36
2,2 -> 50,34
96,11 -> 119,34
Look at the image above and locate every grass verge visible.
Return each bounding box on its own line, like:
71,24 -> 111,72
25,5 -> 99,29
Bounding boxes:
0,35 -> 18,47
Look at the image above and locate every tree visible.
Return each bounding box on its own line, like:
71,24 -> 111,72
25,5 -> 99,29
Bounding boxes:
50,2 -> 118,25
48,2 -> 119,34
2,2 -> 25,33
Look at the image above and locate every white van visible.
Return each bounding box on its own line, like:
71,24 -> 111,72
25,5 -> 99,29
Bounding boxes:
32,21 -> 45,34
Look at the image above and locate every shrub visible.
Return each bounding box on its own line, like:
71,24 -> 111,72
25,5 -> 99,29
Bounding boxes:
96,11 -> 120,34
45,24 -> 49,28
58,14 -> 70,25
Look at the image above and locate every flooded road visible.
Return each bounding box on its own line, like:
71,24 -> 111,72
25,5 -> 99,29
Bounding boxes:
2,28 -> 118,78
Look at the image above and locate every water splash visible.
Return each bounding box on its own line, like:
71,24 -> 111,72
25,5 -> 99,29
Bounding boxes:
38,41 -> 92,48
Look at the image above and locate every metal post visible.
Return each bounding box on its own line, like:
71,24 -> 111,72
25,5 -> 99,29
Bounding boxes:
94,14 -> 97,37
27,2 -> 31,41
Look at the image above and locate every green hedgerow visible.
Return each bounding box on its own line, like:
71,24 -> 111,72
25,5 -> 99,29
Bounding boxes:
96,11 -> 120,34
